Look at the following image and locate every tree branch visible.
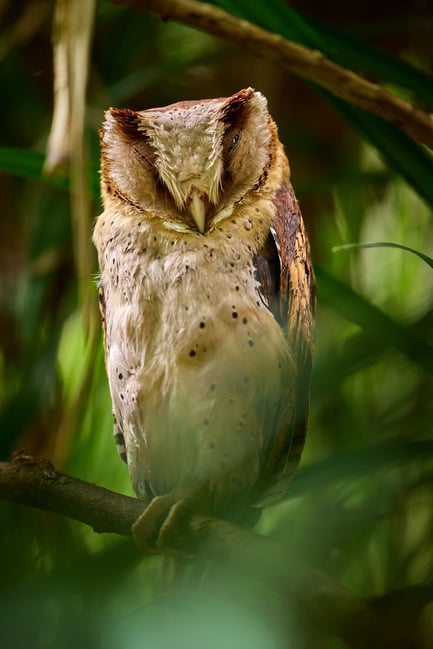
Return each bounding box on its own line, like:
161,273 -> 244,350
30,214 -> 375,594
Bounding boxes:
113,0 -> 433,150
0,451 -> 420,649
0,452 -> 143,537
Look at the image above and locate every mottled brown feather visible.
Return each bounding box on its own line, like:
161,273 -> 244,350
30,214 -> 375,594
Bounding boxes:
253,180 -> 315,501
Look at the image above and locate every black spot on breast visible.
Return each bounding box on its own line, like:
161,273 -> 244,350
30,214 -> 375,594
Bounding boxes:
232,311 -> 238,319
115,432 -> 125,446
199,321 -> 205,329
248,340 -> 255,348
242,317 -> 248,324
189,349 -> 196,358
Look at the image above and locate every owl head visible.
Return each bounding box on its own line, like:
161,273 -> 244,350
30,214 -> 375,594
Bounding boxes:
100,88 -> 276,233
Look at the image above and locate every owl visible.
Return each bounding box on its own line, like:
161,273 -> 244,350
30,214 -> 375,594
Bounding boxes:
93,88 -> 315,552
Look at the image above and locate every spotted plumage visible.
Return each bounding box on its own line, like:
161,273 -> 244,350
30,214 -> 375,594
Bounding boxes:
93,88 -> 315,538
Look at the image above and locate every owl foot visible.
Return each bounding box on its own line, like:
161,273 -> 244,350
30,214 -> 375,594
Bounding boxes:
132,491 -> 194,555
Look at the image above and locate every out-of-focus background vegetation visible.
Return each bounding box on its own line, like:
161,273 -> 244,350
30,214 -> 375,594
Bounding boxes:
1,1 -> 433,647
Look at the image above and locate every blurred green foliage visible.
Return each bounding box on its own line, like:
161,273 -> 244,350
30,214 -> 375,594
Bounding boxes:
1,1 -> 433,648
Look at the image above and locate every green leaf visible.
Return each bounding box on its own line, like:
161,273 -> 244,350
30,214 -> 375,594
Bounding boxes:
292,439 -> 433,495
333,241 -> 433,270
320,95 -> 433,209
279,4 -> 433,106
315,264 -> 433,376
0,147 -> 100,199
0,148 -> 68,189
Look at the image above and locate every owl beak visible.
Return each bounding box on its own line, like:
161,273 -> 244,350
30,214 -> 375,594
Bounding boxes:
188,190 -> 207,234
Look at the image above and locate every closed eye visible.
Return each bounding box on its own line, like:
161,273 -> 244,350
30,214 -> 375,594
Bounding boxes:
223,127 -> 243,162
231,132 -> 242,148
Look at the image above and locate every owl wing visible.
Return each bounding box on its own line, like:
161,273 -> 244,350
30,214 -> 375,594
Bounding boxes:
98,284 -> 129,466
253,180 -> 315,504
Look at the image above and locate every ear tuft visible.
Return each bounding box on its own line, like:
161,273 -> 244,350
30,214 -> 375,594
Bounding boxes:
103,108 -> 141,141
219,88 -> 256,123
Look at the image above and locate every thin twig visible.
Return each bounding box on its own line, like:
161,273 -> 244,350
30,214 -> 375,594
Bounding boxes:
113,0 -> 433,150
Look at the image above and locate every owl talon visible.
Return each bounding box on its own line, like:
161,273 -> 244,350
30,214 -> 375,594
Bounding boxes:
132,494 -> 192,555
157,499 -> 189,550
